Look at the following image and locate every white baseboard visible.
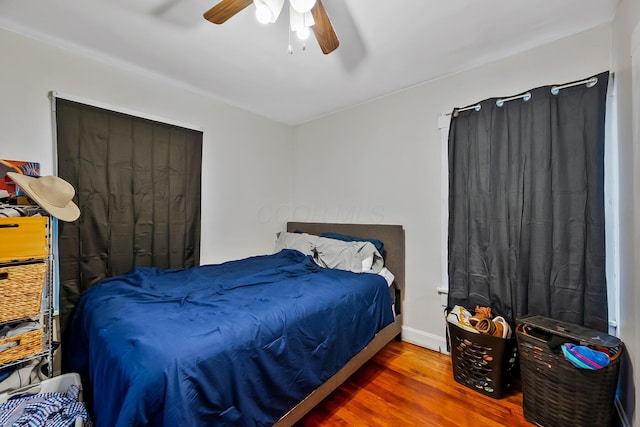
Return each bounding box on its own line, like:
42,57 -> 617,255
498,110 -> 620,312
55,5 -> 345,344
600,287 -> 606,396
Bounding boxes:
401,325 -> 449,355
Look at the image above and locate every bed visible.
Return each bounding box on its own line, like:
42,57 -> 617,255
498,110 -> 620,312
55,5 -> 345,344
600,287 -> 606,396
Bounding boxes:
64,222 -> 405,426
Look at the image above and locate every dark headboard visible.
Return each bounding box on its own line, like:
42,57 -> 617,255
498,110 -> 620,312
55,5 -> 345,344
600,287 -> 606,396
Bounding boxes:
286,222 -> 405,291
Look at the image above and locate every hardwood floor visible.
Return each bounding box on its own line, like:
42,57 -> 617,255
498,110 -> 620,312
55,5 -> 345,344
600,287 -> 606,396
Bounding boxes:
297,341 -> 531,427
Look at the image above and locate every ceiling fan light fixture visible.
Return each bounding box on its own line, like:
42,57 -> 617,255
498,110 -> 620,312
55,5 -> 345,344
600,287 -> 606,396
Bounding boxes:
289,7 -> 314,32
253,0 -> 284,24
296,26 -> 310,40
204,0 -> 339,55
255,4 -> 272,23
289,0 -> 316,14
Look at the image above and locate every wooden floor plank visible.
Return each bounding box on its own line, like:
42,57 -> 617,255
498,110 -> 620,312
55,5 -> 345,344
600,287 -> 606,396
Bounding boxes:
297,341 -> 530,426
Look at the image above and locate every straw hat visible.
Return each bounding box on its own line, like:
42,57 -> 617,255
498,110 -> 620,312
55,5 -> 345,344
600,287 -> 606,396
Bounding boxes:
6,172 -> 80,222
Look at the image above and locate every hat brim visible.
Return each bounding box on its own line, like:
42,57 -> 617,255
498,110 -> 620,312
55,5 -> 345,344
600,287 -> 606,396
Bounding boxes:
6,172 -> 80,222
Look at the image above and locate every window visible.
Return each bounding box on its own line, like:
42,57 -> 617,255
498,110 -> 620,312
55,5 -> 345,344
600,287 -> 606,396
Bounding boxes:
52,94 -> 203,332
438,83 -> 619,335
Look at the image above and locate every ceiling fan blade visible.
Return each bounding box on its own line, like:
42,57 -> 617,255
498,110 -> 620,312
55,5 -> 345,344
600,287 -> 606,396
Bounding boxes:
203,0 -> 253,24
310,0 -> 339,54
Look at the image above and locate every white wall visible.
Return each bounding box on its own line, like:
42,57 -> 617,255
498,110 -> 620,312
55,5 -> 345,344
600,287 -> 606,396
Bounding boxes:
0,28 -> 293,263
612,0 -> 640,424
292,25 -> 612,351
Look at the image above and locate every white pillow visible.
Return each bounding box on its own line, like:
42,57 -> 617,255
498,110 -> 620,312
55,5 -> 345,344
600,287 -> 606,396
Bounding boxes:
376,267 -> 395,287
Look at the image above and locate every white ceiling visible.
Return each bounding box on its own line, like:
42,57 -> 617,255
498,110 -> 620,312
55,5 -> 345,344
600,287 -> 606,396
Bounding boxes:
0,0 -> 619,125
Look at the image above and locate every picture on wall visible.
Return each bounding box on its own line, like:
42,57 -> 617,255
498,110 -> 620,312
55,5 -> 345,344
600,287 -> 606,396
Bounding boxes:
1,159 -> 41,197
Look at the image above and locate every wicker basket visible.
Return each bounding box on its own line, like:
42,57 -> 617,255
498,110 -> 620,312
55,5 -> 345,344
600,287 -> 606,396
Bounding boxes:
447,320 -> 518,398
0,262 -> 47,323
516,316 -> 622,427
0,328 -> 43,364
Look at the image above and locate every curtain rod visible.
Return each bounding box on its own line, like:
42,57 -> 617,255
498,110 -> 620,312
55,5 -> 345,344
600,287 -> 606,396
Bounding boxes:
452,75 -> 600,117
496,92 -> 531,107
452,104 -> 481,117
550,76 -> 598,95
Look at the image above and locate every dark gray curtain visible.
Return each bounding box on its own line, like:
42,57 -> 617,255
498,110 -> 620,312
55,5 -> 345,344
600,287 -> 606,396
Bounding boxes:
447,71 -> 609,332
55,98 -> 202,332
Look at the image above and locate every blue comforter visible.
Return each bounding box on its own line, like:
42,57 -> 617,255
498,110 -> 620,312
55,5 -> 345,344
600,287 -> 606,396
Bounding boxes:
65,249 -> 394,426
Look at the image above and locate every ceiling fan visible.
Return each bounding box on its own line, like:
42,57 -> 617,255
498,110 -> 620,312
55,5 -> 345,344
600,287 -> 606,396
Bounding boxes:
203,0 -> 340,54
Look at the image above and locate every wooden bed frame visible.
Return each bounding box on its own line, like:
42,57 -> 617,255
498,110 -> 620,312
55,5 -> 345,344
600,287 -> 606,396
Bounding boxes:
275,222 -> 405,426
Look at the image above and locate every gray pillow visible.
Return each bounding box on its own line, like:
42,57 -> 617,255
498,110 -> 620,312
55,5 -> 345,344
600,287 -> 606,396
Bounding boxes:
274,231 -> 384,273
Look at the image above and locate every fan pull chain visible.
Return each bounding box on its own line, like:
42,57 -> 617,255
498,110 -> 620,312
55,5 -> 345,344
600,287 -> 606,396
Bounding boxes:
301,12 -> 306,51
288,26 -> 293,54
